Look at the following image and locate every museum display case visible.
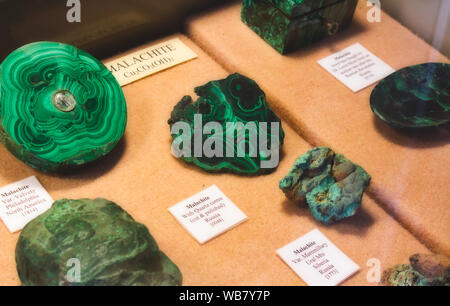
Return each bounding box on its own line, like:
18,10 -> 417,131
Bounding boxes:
0,0 -> 448,288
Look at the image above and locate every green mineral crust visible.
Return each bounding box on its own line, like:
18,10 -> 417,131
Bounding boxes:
382,254 -> 450,286
370,63 -> 450,129
0,41 -> 127,172
16,198 -> 182,286
279,147 -> 371,224
241,0 -> 358,54
168,73 -> 285,175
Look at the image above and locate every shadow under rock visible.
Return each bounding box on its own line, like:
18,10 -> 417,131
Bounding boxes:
281,198 -> 374,236
373,117 -> 450,149
285,19 -> 368,59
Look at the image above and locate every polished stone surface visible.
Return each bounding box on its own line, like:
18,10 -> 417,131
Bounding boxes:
168,73 -> 285,175
15,198 -> 182,286
279,147 -> 371,224
0,41 -> 127,172
241,0 -> 358,54
371,63 -> 450,129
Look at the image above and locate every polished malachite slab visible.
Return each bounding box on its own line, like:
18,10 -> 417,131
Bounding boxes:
168,73 -> 285,175
16,198 -> 182,286
241,0 -> 358,54
370,63 -> 450,129
279,147 -> 371,224
381,254 -> 450,286
0,41 -> 127,172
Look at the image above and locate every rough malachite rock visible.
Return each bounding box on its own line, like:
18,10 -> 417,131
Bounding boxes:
371,63 -> 450,129
16,198 -> 182,286
0,41 -> 127,172
241,0 -> 358,54
381,254 -> 450,286
168,73 -> 285,175
279,147 -> 371,224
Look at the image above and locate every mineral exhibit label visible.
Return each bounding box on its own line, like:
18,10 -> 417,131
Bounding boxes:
318,43 -> 395,92
169,185 -> 248,244
0,176 -> 54,232
104,37 -> 198,86
277,229 -> 360,286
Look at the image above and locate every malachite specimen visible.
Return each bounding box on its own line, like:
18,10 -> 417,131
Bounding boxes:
241,0 -> 358,54
371,63 -> 450,129
168,73 -> 285,175
381,254 -> 450,286
16,198 -> 182,286
0,41 -> 127,172
279,147 -> 371,224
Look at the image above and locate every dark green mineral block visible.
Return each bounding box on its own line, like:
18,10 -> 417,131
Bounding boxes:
381,254 -> 450,286
16,198 -> 182,286
168,73 -> 285,175
279,147 -> 371,224
241,0 -> 358,54
0,41 -> 127,172
370,63 -> 450,129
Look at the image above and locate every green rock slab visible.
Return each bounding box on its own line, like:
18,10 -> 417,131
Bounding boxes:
0,41 -> 127,172
168,73 -> 285,175
16,198 -> 182,286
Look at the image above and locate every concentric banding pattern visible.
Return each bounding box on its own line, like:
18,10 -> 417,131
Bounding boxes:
168,73 -> 285,175
0,41 -> 127,171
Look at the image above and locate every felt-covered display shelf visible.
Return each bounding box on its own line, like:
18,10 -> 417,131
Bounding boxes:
0,35 -> 433,286
187,1 -> 450,254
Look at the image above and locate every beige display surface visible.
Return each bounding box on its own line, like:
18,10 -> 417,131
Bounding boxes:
0,35 -> 433,286
187,2 -> 450,254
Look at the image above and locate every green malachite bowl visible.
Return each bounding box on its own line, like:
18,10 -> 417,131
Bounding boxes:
0,41 -> 127,172
370,63 -> 450,129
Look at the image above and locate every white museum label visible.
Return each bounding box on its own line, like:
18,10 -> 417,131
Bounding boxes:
0,176 -> 54,233
104,37 -> 198,86
277,229 -> 360,286
318,43 -> 395,92
169,185 -> 248,244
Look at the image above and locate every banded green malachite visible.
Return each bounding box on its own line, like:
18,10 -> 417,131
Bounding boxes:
0,41 -> 127,172
16,198 -> 182,286
279,147 -> 371,225
168,73 -> 285,175
241,0 -> 358,54
370,63 -> 450,129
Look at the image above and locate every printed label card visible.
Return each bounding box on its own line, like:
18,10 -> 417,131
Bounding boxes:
169,185 -> 248,244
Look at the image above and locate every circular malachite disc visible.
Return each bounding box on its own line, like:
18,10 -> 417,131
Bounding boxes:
0,41 -> 127,172
370,63 -> 450,129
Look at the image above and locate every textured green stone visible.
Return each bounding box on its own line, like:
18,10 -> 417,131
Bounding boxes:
381,254 -> 450,286
0,41 -> 127,172
241,0 -> 358,54
16,198 -> 182,286
370,63 -> 450,129
279,147 -> 371,224
168,73 -> 285,175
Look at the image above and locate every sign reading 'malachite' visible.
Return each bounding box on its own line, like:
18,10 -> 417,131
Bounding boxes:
0,42 -> 127,172
370,63 -> 450,129
381,254 -> 450,286
16,198 -> 182,286
279,147 -> 371,224
168,73 -> 285,175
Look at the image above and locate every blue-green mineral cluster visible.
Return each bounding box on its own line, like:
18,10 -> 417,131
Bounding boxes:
382,254 -> 450,286
279,147 -> 371,224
